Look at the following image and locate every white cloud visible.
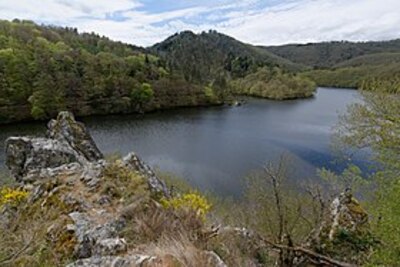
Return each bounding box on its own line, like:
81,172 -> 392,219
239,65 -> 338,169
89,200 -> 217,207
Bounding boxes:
218,0 -> 400,45
0,0 -> 399,47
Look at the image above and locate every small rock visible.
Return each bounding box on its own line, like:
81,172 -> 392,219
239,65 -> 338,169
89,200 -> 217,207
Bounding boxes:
95,238 -> 127,256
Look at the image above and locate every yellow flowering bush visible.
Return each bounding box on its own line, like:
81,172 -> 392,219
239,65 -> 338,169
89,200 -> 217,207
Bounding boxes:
161,192 -> 211,219
0,187 -> 29,208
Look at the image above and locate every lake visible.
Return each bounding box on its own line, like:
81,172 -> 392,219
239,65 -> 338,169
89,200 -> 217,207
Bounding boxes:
0,88 -> 365,195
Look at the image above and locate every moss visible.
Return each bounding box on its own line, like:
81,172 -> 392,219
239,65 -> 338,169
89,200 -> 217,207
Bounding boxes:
102,161 -> 149,203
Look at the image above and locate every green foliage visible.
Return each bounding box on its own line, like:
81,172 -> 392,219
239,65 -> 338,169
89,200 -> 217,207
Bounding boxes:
232,67 -> 316,100
264,39 -> 400,68
203,84 -> 218,102
151,30 -> 305,85
334,79 -> 400,265
102,160 -> 149,202
368,178 -> 400,265
318,165 -> 368,194
131,82 -> 154,104
264,39 -> 400,88
304,62 -> 400,88
0,19 -> 195,123
335,85 -> 400,168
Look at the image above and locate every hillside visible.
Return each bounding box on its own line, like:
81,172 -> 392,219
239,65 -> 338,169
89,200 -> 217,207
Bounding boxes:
263,39 -> 400,88
263,39 -> 400,68
0,20 -> 221,124
0,22 -> 318,124
333,52 -> 400,68
151,30 -> 307,84
151,30 -> 316,100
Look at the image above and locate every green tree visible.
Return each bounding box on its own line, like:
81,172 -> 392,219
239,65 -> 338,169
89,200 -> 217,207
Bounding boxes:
335,79 -> 400,265
131,82 -> 154,104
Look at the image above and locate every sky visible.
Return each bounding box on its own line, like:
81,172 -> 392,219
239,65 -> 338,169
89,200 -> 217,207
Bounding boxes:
0,0 -> 399,47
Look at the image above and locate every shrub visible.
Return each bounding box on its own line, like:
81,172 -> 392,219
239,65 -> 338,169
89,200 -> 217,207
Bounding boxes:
161,192 -> 211,220
0,187 -> 28,208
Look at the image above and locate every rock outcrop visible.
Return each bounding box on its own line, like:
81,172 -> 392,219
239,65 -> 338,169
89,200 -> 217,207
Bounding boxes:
3,111 -> 226,267
5,111 -> 169,196
46,111 -> 103,162
325,189 -> 369,240
5,111 -> 102,182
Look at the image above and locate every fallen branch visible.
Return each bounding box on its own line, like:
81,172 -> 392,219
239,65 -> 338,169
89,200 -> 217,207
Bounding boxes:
219,226 -> 356,267
261,237 -> 357,267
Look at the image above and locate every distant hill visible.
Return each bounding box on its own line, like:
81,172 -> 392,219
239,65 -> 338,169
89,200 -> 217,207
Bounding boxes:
151,30 -> 306,84
262,39 -> 400,88
263,39 -> 400,68
333,52 -> 400,68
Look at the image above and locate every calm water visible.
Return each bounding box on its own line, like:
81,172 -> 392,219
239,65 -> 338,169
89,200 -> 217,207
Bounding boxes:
0,88 -> 364,195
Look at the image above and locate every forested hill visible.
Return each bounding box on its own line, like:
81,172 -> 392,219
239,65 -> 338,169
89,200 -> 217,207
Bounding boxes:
263,39 -> 400,68
0,20 -> 221,123
262,39 -> 400,88
0,21 -> 317,124
151,30 -> 307,83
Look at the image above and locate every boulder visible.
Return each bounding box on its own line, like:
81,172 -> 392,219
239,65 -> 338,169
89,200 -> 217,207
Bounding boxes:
47,111 -> 103,162
68,211 -> 126,258
5,111 -> 103,182
5,137 -> 81,182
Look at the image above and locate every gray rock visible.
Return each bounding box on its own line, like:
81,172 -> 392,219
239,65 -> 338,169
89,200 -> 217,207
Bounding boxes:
47,111 -> 103,162
5,137 -> 80,182
122,153 -> 170,198
5,111 -> 103,183
80,160 -> 106,189
326,189 -> 368,240
68,211 -> 126,258
66,255 -> 156,267
95,238 -> 127,256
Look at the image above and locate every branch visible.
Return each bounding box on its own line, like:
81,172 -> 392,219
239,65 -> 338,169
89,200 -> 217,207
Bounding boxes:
262,238 -> 357,267
220,226 -> 356,267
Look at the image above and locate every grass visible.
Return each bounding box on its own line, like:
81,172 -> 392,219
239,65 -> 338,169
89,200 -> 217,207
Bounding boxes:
0,169 -> 14,187
0,160 -> 224,266
1,158 -> 371,266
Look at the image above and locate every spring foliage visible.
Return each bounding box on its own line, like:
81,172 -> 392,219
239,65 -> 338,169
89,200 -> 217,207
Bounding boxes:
232,67 -> 316,100
334,78 -> 400,265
